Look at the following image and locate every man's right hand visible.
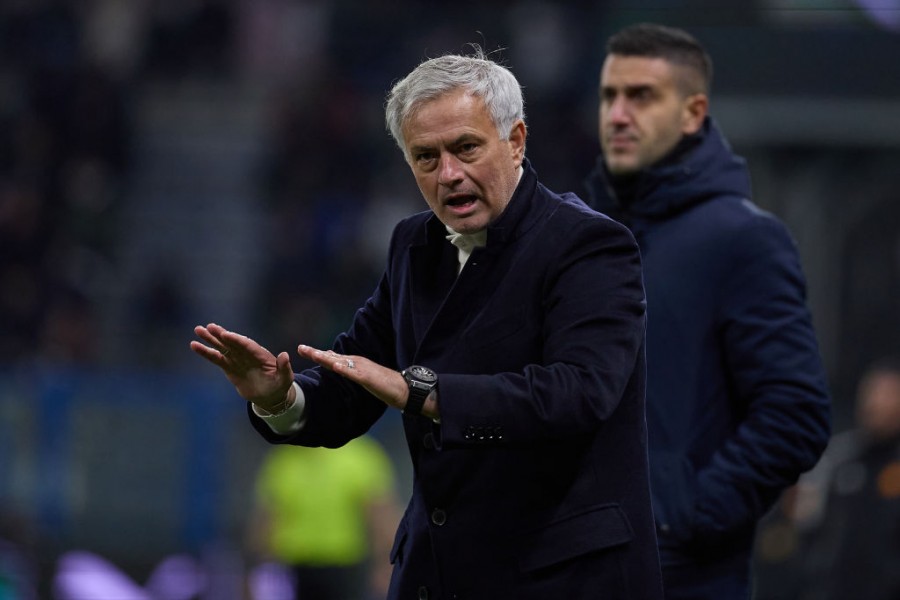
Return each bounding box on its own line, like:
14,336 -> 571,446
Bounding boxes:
190,323 -> 295,413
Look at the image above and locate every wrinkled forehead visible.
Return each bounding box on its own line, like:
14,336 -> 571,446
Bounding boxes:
405,86 -> 478,121
406,89 -> 491,127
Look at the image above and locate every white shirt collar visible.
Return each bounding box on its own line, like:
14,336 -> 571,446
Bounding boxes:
443,165 -> 523,272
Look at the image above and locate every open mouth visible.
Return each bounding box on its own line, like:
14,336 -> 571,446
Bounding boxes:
445,194 -> 478,212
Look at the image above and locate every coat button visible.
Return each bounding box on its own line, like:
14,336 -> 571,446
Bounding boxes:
423,432 -> 435,450
418,586 -> 429,599
659,523 -> 671,534
431,508 -> 447,526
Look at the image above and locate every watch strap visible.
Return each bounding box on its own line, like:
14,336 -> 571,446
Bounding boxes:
404,384 -> 429,416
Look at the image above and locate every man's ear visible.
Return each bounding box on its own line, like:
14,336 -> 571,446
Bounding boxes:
508,119 -> 527,166
681,94 -> 708,135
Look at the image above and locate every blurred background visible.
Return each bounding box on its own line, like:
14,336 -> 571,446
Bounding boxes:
0,0 -> 898,597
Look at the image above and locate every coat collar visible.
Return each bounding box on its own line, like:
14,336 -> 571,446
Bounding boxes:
585,117 -> 752,221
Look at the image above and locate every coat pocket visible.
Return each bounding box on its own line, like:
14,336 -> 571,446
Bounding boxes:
517,504 -> 633,573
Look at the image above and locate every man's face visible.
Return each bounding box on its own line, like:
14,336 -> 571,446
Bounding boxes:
599,55 -> 702,176
402,89 -> 525,234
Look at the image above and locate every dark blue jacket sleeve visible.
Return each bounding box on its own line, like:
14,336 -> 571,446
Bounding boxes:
694,214 -> 831,539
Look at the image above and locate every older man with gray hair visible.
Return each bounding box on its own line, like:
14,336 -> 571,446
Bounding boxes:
192,48 -> 662,599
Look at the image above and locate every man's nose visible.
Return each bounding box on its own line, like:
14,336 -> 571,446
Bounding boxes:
606,96 -> 631,125
437,154 -> 464,185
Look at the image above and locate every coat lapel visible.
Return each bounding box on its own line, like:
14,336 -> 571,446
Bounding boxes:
405,160 -> 546,359
408,223 -> 459,350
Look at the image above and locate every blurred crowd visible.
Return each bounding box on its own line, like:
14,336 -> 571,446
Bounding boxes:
2,1 -> 899,599
0,0 -> 603,368
754,355 -> 900,600
0,0 -> 239,365
0,2 -> 599,596
0,1 -> 132,363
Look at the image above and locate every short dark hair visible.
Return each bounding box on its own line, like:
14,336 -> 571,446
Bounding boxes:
606,23 -> 713,95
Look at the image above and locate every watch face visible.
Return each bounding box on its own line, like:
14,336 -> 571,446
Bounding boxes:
409,365 -> 437,382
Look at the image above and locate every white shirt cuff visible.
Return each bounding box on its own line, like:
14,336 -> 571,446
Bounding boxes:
252,381 -> 307,435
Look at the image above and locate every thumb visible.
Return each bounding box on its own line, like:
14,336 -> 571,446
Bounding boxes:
275,351 -> 293,382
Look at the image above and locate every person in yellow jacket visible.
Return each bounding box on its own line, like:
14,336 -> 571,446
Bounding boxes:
248,435 -> 401,600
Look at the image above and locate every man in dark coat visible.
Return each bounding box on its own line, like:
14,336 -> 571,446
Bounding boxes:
585,23 -> 831,599
192,48 -> 663,599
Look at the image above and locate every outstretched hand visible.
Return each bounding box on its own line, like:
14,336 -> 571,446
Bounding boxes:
190,323 -> 295,413
297,345 -> 437,419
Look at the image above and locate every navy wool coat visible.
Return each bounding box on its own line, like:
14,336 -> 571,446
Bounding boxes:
251,160 -> 664,600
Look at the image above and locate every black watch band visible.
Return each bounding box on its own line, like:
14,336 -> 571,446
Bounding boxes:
402,365 -> 438,416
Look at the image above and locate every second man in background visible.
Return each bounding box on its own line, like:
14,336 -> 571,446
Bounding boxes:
585,22 -> 831,600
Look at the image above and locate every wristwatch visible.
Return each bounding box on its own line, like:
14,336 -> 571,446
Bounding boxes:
401,365 -> 438,416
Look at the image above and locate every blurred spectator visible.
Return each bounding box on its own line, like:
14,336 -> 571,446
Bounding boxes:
790,355 -> 900,600
247,435 -> 401,600
0,1 -> 132,366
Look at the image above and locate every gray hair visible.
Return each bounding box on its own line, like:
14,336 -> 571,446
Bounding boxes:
385,46 -> 525,161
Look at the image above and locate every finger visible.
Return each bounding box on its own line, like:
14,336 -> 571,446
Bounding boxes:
206,322 -> 227,336
215,329 -> 268,365
333,356 -> 358,373
299,346 -> 347,372
194,324 -> 229,355
316,351 -> 342,371
297,344 -> 323,362
189,339 -> 228,367
324,352 -> 360,377
194,325 -> 218,345
276,351 -> 294,384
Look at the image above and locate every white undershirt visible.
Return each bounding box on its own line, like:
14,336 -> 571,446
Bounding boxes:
445,227 -> 487,273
